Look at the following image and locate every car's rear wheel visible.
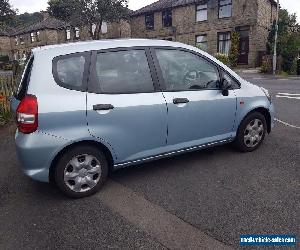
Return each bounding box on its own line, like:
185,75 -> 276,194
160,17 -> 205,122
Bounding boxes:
234,112 -> 267,152
54,145 -> 108,198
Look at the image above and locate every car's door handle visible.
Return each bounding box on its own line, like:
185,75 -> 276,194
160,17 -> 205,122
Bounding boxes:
173,98 -> 189,105
93,104 -> 114,111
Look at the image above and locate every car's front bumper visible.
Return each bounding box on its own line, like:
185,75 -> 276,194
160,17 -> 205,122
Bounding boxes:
15,130 -> 67,182
269,102 -> 276,131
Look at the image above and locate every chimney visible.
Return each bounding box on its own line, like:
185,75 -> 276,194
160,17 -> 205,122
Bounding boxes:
40,11 -> 50,21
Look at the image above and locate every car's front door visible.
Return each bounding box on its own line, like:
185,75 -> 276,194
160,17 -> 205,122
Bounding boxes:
86,48 -> 167,164
152,48 -> 237,149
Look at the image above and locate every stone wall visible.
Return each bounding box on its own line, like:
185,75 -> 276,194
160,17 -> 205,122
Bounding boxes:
0,36 -> 12,58
254,0 -> 277,53
0,20 -> 130,60
131,0 -> 276,67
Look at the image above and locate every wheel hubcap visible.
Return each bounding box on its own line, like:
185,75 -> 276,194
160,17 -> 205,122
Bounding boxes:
244,119 -> 264,148
64,154 -> 102,193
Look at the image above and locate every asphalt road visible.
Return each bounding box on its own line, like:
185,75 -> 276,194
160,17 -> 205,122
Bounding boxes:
0,74 -> 299,249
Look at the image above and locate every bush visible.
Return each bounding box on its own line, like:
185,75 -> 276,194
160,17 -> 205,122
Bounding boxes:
0,106 -> 12,126
260,60 -> 272,73
229,32 -> 240,68
215,53 -> 229,65
289,59 -> 298,75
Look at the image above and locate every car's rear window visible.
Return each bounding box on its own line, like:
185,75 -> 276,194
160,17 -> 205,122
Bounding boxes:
53,52 -> 89,91
16,56 -> 34,100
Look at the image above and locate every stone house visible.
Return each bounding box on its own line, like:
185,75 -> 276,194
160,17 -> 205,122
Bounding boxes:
131,0 -> 278,67
0,13 -> 131,61
0,27 -> 15,58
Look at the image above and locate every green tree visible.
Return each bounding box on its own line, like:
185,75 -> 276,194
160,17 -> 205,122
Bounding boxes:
0,0 -> 16,26
7,12 -> 44,27
47,0 -> 129,39
228,31 -> 240,68
267,9 -> 300,73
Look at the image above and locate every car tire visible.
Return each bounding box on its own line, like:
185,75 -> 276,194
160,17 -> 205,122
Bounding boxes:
234,112 -> 267,152
54,145 -> 108,198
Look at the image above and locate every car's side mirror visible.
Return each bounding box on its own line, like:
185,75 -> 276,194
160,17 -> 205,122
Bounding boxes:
221,78 -> 232,96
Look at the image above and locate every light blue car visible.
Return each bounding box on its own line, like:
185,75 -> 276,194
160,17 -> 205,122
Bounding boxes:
12,39 -> 275,198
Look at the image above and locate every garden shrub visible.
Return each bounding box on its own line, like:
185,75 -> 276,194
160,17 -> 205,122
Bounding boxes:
215,53 -> 229,66
229,32 -> 240,68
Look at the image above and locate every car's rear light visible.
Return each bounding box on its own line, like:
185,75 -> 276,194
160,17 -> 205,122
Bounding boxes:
16,95 -> 38,134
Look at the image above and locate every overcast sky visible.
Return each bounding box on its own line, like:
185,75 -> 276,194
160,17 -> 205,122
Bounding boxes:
9,0 -> 300,23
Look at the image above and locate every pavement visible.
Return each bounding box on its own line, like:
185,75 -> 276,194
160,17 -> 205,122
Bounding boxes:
0,74 -> 299,249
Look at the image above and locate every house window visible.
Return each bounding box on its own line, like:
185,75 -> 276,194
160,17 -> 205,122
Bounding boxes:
30,32 -> 36,43
196,3 -> 208,22
20,36 -> 25,45
196,35 -> 208,51
219,0 -> 232,18
66,28 -> 71,40
36,31 -> 41,42
218,32 -> 231,55
15,36 -> 19,46
75,27 -> 80,39
162,9 -> 172,27
145,13 -> 154,30
101,22 -> 108,34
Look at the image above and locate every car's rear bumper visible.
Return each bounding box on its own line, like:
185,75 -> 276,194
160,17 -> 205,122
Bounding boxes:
15,130 -> 67,182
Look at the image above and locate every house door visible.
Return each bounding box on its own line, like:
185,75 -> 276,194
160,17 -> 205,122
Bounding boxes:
237,27 -> 250,65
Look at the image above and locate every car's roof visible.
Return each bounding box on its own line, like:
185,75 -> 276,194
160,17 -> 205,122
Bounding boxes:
31,38 -> 245,83
32,39 -> 185,56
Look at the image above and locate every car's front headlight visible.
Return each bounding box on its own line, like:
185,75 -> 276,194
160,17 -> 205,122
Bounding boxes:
260,87 -> 272,103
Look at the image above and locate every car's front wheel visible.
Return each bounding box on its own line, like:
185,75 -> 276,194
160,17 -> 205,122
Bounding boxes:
234,112 -> 267,152
54,145 -> 108,198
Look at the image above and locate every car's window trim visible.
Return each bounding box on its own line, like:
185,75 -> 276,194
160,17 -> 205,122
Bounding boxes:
220,69 -> 241,90
150,46 -> 241,92
52,51 -> 91,92
16,55 -> 34,100
88,46 -> 160,95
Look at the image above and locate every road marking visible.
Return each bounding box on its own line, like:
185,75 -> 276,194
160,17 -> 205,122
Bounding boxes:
275,119 -> 300,129
276,95 -> 300,100
277,93 -> 300,96
97,180 -> 233,250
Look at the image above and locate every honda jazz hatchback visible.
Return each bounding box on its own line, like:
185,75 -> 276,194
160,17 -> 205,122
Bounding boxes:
12,39 -> 275,198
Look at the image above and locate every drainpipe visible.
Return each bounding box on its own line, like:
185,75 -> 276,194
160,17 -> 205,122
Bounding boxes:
273,0 -> 279,75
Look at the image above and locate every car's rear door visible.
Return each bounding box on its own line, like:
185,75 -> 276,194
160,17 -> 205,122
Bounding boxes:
86,47 -> 168,164
152,48 -> 237,149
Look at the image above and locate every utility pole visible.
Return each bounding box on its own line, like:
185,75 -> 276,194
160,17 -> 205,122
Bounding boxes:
273,0 -> 280,75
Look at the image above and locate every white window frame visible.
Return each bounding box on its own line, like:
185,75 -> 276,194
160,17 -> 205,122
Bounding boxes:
66,28 -> 71,40
196,3 -> 208,22
36,31 -> 41,42
101,22 -> 108,34
196,35 -> 208,51
20,36 -> 25,45
30,32 -> 36,43
218,32 -> 231,55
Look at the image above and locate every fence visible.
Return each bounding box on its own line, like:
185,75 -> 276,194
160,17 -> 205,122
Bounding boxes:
0,74 -> 19,114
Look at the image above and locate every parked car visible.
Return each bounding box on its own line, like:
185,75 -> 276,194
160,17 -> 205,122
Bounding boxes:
11,39 -> 275,198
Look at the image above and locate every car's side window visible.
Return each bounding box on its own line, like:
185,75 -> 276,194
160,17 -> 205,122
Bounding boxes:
223,72 -> 240,89
93,49 -> 154,94
155,49 -> 220,91
53,53 -> 88,91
